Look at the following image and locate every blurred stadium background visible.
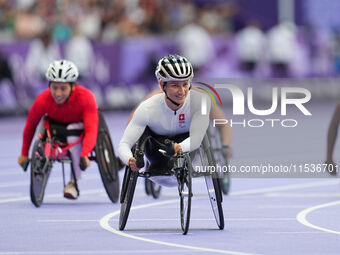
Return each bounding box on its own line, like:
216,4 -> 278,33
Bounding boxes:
1,0 -> 340,115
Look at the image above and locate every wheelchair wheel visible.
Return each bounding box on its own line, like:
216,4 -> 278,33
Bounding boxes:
95,113 -> 120,203
208,125 -> 231,195
120,166 -> 130,203
119,167 -> 138,230
30,140 -> 52,207
202,135 -> 224,230
178,154 -> 193,235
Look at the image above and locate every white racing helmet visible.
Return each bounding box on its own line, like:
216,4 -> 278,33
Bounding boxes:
45,59 -> 79,83
155,54 -> 194,83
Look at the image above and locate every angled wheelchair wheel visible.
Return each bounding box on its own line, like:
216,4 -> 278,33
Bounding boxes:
30,140 -> 52,207
178,154 -> 193,235
119,167 -> 138,230
95,112 -> 120,203
208,125 -> 231,195
201,135 -> 224,230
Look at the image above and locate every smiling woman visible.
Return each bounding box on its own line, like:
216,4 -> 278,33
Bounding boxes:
18,59 -> 99,200
49,82 -> 73,105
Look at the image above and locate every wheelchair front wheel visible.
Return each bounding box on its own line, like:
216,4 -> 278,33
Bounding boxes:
202,135 -> 224,229
30,140 -> 52,207
178,154 -> 193,235
119,168 -> 138,230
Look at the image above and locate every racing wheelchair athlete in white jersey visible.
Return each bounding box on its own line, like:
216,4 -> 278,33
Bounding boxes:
118,54 -> 224,234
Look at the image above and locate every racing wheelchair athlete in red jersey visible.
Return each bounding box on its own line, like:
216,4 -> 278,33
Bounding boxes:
18,60 -> 119,206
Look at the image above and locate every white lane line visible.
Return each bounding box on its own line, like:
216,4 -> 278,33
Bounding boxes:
37,219 -> 99,222
111,218 -> 295,222
0,250 -> 199,255
264,231 -> 326,234
0,174 -> 100,188
0,171 -> 22,176
259,205 -> 314,209
296,200 -> 340,235
0,193 -> 24,198
0,188 -> 105,204
99,199 -> 259,255
265,193 -> 340,198
39,218 -> 295,223
99,180 -> 339,255
229,180 -> 339,196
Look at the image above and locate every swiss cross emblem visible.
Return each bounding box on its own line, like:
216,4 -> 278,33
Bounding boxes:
179,114 -> 185,121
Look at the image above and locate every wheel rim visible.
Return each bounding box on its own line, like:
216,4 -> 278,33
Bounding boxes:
96,132 -> 120,203
30,140 -> 50,206
205,175 -> 221,226
179,156 -> 192,234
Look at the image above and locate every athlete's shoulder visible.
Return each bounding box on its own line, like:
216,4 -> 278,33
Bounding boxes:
140,92 -> 163,108
75,84 -> 94,95
74,85 -> 96,102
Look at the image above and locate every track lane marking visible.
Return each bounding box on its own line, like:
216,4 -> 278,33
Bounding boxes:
100,199 -> 259,255
296,200 -> 340,235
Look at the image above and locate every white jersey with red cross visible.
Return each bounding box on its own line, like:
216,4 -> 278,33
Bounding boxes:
118,90 -> 211,165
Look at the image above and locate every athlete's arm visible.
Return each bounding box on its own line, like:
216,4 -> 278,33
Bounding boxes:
119,103 -> 149,166
80,91 -> 98,157
18,94 -> 46,168
21,95 -> 46,157
210,102 -> 232,158
180,92 -> 211,152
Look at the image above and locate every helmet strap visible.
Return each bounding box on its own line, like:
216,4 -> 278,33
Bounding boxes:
165,93 -> 180,107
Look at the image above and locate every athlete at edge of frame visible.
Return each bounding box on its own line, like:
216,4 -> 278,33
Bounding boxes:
325,102 -> 340,176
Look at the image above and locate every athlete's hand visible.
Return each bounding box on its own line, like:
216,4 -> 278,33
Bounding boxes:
173,143 -> 182,157
79,156 -> 90,171
128,157 -> 140,171
325,159 -> 338,176
18,155 -> 29,171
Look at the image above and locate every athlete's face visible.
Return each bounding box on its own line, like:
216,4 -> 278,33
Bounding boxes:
163,80 -> 190,106
50,82 -> 73,105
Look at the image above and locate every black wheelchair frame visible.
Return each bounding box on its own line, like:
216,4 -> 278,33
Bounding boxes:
118,134 -> 224,235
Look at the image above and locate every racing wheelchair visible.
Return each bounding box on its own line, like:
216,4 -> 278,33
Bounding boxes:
143,123 -> 230,199
119,132 -> 224,235
28,111 -> 120,207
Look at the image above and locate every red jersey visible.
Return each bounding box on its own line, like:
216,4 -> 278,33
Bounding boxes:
21,85 -> 98,157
